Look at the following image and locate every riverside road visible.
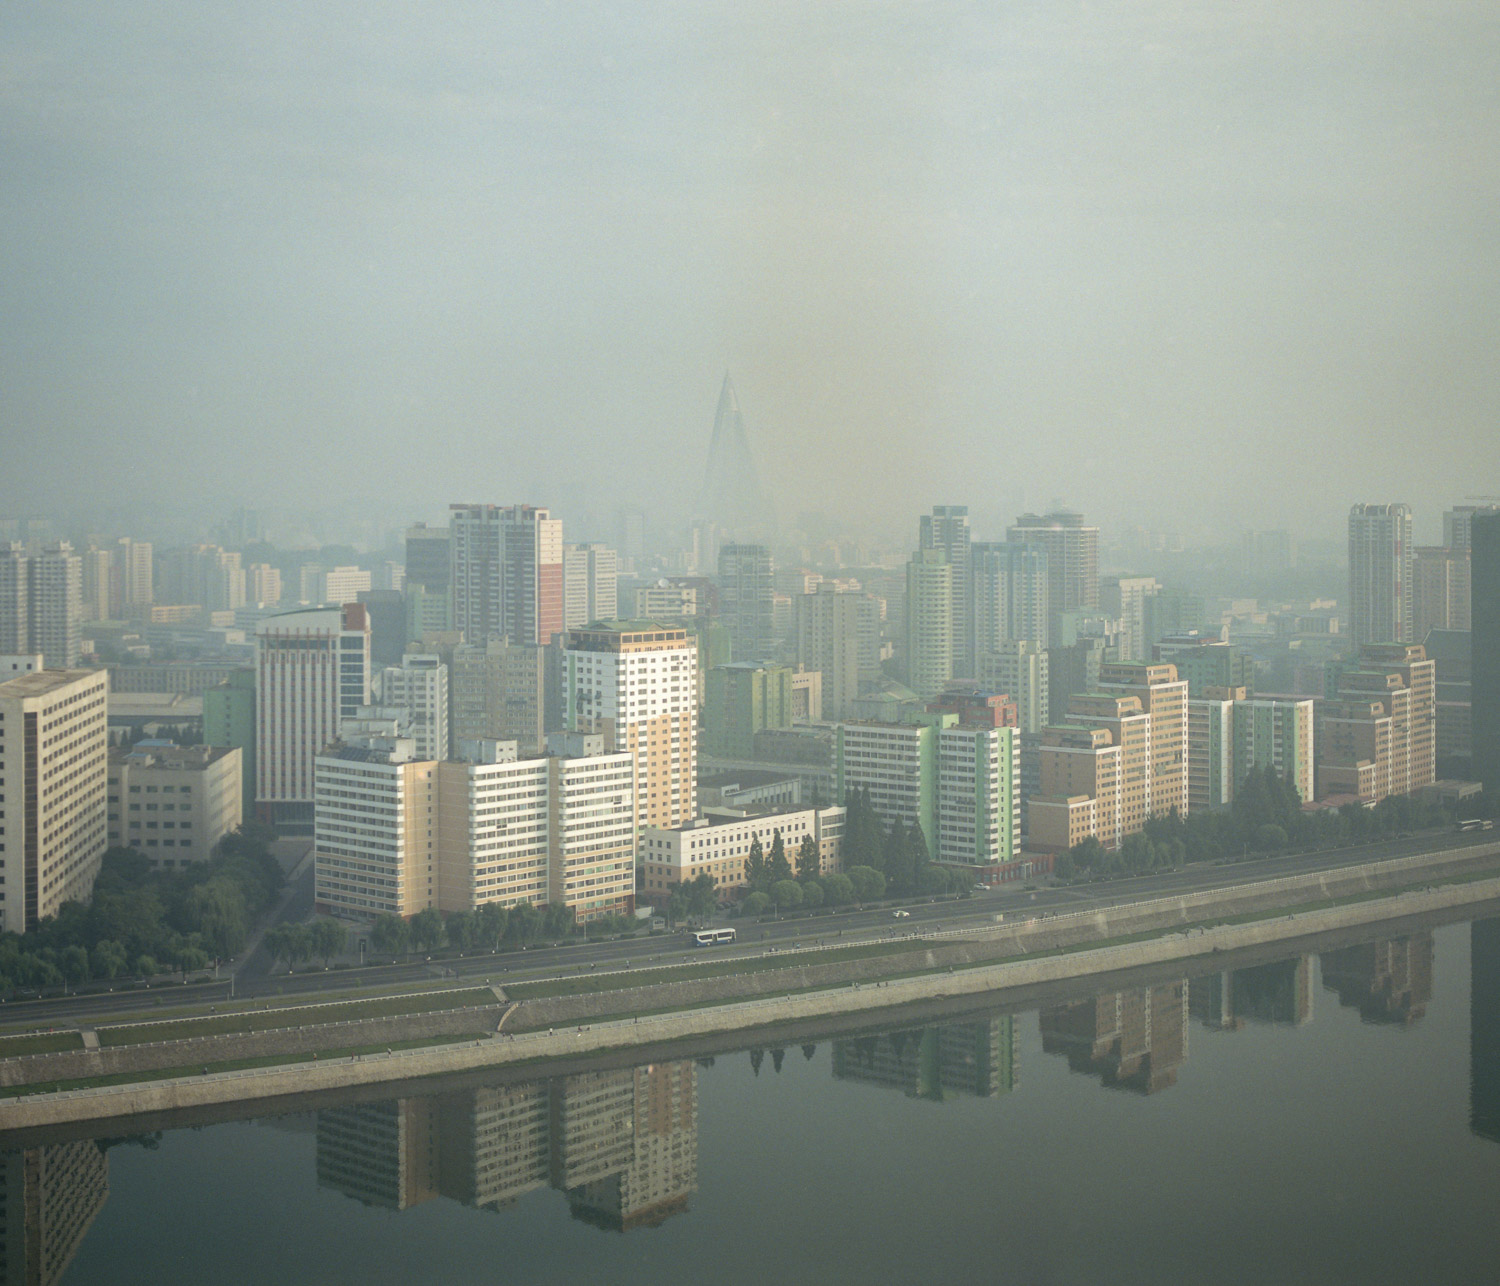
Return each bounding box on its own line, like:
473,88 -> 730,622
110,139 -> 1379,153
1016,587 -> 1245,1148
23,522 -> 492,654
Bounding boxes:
4,829 -> 1497,1030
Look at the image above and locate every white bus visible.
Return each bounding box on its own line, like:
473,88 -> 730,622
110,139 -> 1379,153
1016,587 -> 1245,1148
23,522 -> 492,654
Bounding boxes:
690,928 -> 737,946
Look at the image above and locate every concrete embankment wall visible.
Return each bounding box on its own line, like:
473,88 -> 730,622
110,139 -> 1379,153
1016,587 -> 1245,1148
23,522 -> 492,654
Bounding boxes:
0,1006 -> 505,1090
508,842 -> 1500,1030
6,872 -> 1498,1132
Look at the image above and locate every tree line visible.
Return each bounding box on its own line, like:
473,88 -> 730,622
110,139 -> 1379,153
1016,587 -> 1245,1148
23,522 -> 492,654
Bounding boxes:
0,826 -> 285,996
1054,766 -> 1464,882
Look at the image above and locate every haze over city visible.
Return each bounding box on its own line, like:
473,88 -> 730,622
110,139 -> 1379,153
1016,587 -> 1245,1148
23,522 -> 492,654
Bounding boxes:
4,1 -> 1497,542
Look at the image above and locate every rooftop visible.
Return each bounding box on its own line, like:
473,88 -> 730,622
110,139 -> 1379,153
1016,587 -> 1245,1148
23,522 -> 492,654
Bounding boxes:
0,667 -> 103,698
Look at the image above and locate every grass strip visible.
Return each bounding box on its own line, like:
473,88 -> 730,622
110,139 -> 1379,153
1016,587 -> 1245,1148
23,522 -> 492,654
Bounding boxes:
96,988 -> 497,1048
0,1033 -> 488,1099
0,1030 -> 85,1058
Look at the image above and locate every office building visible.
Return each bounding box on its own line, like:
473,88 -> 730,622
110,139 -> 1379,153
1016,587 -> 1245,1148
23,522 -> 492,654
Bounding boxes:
1348,502 -> 1413,647
563,543 -> 619,629
970,541 -> 1049,653
919,506 -> 972,677
106,741 -> 242,867
1318,643 -> 1436,803
704,662 -> 793,759
795,584 -> 862,721
563,621 -> 698,833
255,604 -> 371,830
718,544 -> 775,662
379,653 -> 449,762
640,803 -> 845,900
0,665 -> 109,933
904,549 -> 953,699
1007,510 -> 1099,644
1467,514 -> 1500,796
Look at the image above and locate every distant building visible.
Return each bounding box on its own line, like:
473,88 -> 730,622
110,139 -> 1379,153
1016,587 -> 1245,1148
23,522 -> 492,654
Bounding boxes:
1317,643 -> 1436,803
904,549 -> 953,699
380,653 -> 449,762
0,665 -> 109,933
920,506 -> 972,679
795,583 -> 861,720
563,543 -> 619,629
970,541 -> 1049,653
718,544 -> 775,662
1348,502 -> 1413,648
1007,510 -> 1099,645
203,669 -> 257,821
976,639 -> 1049,734
1474,513 -> 1500,798
0,542 -> 82,668
107,741 -> 242,868
1102,576 -> 1161,664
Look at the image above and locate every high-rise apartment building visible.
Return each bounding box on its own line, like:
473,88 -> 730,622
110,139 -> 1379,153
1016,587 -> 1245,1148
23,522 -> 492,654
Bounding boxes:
1348,502 -> 1414,647
0,665 -> 109,933
112,537 -> 153,613
248,563 -> 282,606
563,621 -> 698,834
1102,576 -> 1161,663
405,523 -> 451,593
1474,513 -> 1500,798
703,662 -> 793,758
1029,662 -> 1187,852
1446,504 -> 1500,552
717,544 -> 775,662
447,636 -> 546,755
1007,510 -> 1099,645
1152,632 -> 1255,697
904,549 -> 953,699
448,504 -> 564,645
919,506 -> 972,678
380,653 -> 449,762
977,639 -> 1049,733
255,604 -> 371,830
80,545 -> 112,622
1412,545 -> 1471,639
158,544 -> 246,613
836,712 -> 1020,876
563,543 -> 619,629
0,543 -> 82,669
970,541 -> 1049,653
795,584 -> 861,720
449,504 -> 504,642
1234,695 -> 1316,804
1318,642 -> 1436,803
1186,688 -> 1237,812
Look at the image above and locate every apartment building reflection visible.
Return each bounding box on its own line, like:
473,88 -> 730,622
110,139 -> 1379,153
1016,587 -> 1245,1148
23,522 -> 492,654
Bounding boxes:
0,1141 -> 110,1286
1190,958 -> 1315,1031
1321,933 -> 1434,1025
831,1018 -> 1019,1101
1040,983 -> 1188,1095
315,1062 -> 697,1230
1471,918 -> 1500,1144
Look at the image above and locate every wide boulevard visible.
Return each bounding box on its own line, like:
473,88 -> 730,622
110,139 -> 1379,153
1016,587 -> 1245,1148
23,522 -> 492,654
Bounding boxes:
4,828 -> 1496,1030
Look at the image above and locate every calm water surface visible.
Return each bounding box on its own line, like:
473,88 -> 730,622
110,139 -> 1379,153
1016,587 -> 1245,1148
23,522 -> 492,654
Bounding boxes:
9,916 -> 1500,1285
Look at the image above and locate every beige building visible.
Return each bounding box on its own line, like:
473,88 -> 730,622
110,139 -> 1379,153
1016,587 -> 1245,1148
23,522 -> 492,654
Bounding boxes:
795,583 -> 861,719
640,804 -> 844,901
563,621 -> 698,834
1029,662 -> 1188,853
1412,545 -> 1470,639
0,665 -> 110,933
107,742 -> 243,868
1318,643 -> 1436,803
633,581 -> 699,620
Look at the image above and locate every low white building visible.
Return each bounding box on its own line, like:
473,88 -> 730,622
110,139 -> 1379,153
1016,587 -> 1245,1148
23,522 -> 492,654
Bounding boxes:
640,804 -> 845,902
107,740 -> 243,867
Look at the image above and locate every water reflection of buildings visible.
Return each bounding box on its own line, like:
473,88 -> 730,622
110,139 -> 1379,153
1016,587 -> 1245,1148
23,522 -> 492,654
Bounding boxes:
1040,983 -> 1188,1095
315,1062 -> 697,1231
831,1018 -> 1018,1101
1472,918 -> 1500,1144
1190,958 -> 1314,1030
0,1141 -> 109,1286
1321,933 -> 1434,1025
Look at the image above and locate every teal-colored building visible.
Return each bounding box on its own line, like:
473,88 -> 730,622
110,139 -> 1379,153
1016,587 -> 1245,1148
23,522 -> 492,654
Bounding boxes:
704,662 -> 794,759
203,668 -> 256,820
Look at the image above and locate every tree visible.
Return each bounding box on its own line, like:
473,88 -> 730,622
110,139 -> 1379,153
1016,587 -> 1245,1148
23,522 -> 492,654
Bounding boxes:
844,788 -> 887,871
845,865 -> 886,902
542,904 -> 576,940
771,880 -> 803,911
667,887 -> 690,929
410,908 -> 444,953
745,837 -> 768,892
771,1047 -> 786,1073
505,902 -> 541,946
749,1048 -> 764,1076
768,829 -> 793,883
821,874 -> 855,906
686,873 -> 719,920
92,939 -> 128,979
917,864 -> 951,895
795,834 -> 820,881
176,945 -> 211,978
370,913 -> 409,958
740,891 -> 772,917
309,918 -> 348,967
61,944 -> 91,985
800,880 -> 825,909
883,819 -> 915,894
445,911 -> 476,953
135,954 -> 160,978
476,903 -> 509,950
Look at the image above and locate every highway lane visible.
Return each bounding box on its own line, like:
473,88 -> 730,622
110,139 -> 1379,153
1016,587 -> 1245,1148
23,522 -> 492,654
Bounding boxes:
4,828 -> 1496,1030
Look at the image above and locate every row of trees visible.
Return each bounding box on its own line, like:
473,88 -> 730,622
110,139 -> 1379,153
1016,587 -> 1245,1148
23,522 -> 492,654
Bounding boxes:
362,900 -> 625,961
1054,767 -> 1463,882
840,789 -> 938,896
0,826 -> 285,996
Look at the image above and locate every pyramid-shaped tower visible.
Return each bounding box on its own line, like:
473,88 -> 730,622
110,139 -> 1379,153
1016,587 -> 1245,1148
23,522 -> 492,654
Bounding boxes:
699,374 -> 772,536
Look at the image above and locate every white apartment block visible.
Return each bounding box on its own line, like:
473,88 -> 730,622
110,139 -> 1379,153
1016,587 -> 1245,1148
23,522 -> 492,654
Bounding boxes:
937,723 -> 1020,869
563,622 -> 698,833
564,543 -> 619,629
249,563 -> 283,605
315,733 -> 635,922
0,666 -> 109,933
0,543 -> 82,669
380,653 -> 449,762
977,640 -> 1050,734
633,582 -> 699,619
107,741 -> 243,867
256,604 -> 371,830
640,804 -> 845,901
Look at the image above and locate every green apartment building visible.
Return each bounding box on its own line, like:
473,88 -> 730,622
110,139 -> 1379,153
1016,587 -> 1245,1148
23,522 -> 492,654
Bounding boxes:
704,662 -> 793,759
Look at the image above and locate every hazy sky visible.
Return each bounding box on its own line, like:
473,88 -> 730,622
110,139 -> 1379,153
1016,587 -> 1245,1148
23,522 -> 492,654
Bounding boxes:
3,1 -> 1497,544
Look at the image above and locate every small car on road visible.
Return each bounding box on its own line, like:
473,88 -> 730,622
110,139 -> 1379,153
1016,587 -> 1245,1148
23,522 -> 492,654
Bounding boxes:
892,909 -> 911,919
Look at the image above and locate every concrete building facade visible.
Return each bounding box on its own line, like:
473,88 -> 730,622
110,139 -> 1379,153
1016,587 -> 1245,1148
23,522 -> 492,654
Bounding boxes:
107,741 -> 243,867
640,804 -> 845,900
1348,502 -> 1414,648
